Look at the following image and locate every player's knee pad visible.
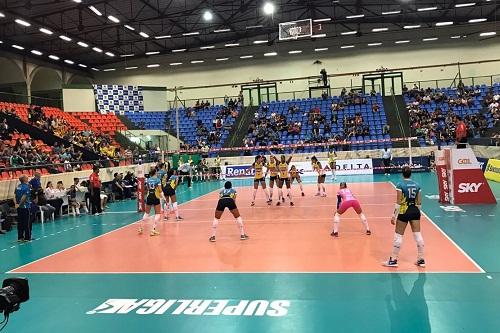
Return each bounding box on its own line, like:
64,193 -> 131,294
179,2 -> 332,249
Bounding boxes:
212,218 -> 219,227
413,232 -> 424,247
172,202 -> 178,210
358,213 -> 367,222
334,213 -> 340,224
393,233 -> 403,248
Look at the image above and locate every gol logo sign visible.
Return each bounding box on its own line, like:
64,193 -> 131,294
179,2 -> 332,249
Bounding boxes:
457,159 -> 472,165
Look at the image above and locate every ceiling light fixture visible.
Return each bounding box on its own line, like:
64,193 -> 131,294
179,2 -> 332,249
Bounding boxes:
436,21 -> 453,26
108,15 -> 120,23
246,25 -> 264,29
11,44 -> 24,50
172,48 -> 186,53
15,19 -> 31,27
92,47 -> 103,53
89,6 -> 102,16
77,41 -> 89,47
423,37 -> 438,41
417,6 -> 438,11
404,25 -> 421,29
64,59 -> 75,64
395,40 -> 410,44
368,42 -> 382,46
125,67 -> 138,70
31,50 -> 42,55
479,32 -> 496,37
147,64 -> 160,68
346,14 -> 364,19
313,18 -> 331,22
240,55 -> 254,59
312,33 -> 327,38
263,2 -> 275,15
264,52 -> 277,56
288,50 -> 303,54
59,35 -> 72,42
191,60 -> 205,64
314,47 -> 328,51
155,35 -> 171,39
340,45 -> 355,49
203,10 -> 213,21
225,43 -> 240,47
216,58 -> 229,61
468,18 -> 487,23
49,55 -> 60,60
124,25 -> 135,31
253,40 -> 269,44
170,62 -> 183,66
341,31 -> 357,35
78,64 -> 87,68
455,2 -> 476,8
214,28 -> 231,33
372,27 -> 388,32
103,69 -> 116,72
182,32 -> 200,36
381,10 -> 401,15
200,45 -> 215,50
39,28 -> 53,35
105,52 -> 115,57
145,51 -> 160,55
91,68 -> 99,72
139,32 -> 149,38
120,54 -> 134,57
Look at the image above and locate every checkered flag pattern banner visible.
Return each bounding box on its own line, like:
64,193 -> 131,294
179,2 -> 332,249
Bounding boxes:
93,84 -> 144,113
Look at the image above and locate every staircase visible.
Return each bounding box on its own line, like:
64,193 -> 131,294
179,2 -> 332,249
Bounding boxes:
382,94 -> 418,148
221,105 -> 257,156
117,114 -> 139,130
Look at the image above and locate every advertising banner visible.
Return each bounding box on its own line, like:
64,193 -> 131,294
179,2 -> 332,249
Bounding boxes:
484,159 -> 500,183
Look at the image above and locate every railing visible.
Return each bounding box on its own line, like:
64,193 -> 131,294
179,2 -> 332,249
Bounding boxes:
167,95 -> 240,110
0,91 -> 63,108
405,74 -> 500,91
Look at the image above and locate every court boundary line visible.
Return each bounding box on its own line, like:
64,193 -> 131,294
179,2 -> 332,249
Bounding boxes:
7,188 -> 221,274
387,181 -> 486,273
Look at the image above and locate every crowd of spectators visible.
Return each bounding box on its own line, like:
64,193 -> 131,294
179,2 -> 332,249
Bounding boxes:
405,83 -> 491,145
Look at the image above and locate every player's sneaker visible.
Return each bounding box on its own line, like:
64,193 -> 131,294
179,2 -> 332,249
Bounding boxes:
240,234 -> 249,241
301,192 -> 305,197
382,257 -> 398,267
176,216 -> 184,221
321,193 -> 327,197
251,202 -> 255,206
150,230 -> 160,237
209,236 -> 216,242
415,258 -> 426,268
282,197 -> 285,203
138,227 -> 143,235
366,230 -> 371,235
290,202 -> 294,206
163,215 -> 169,221
315,192 -> 321,196
267,200 -> 272,206
330,231 -> 339,237
276,201 -> 281,206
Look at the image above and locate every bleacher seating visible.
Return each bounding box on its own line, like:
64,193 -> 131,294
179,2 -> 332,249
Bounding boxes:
72,112 -> 127,135
249,94 -> 390,154
42,107 -> 89,131
124,105 -> 238,150
0,102 -> 29,121
404,85 -> 495,147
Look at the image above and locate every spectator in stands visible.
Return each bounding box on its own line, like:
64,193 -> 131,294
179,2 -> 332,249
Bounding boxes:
0,119 -> 8,140
372,103 -> 380,113
89,166 -> 103,216
383,124 -> 390,135
288,104 -> 299,114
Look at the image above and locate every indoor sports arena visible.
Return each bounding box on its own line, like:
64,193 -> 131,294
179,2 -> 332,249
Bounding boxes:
0,1 -> 500,332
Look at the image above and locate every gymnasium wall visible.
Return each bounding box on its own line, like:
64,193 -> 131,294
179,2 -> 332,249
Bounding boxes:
62,85 -> 96,112
142,88 -> 168,111
95,38 -> 500,101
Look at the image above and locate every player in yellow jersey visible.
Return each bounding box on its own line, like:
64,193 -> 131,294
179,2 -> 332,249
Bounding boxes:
269,149 -> 295,206
328,149 -> 338,180
251,155 -> 271,206
266,156 -> 279,202
214,155 -> 222,180
311,156 -> 327,197
289,165 -> 305,196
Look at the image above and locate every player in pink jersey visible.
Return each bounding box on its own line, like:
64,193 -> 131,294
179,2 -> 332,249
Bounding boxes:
331,182 -> 371,237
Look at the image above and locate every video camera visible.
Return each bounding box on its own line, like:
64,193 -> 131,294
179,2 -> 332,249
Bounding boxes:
0,278 -> 29,315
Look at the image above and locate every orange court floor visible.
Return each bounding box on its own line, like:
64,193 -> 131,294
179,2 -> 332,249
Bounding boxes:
12,182 -> 481,274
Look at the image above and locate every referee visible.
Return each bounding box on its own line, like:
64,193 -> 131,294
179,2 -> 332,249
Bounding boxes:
89,166 -> 103,216
382,147 -> 392,175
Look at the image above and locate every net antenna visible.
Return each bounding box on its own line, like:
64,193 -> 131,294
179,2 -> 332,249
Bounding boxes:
279,19 -> 313,41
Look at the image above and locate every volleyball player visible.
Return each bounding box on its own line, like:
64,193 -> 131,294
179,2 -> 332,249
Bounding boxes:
331,182 -> 371,237
266,155 -> 279,201
251,155 -> 271,206
210,181 -> 249,242
162,169 -> 183,221
383,166 -> 425,268
289,165 -> 305,196
269,150 -> 294,206
328,149 -> 338,180
139,168 -> 162,236
157,163 -> 169,213
311,156 -> 327,197
214,155 -> 222,180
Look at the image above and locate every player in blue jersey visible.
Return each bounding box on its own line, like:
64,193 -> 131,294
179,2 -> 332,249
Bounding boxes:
383,166 -> 425,268
139,168 -> 162,236
210,181 -> 249,242
162,169 -> 183,221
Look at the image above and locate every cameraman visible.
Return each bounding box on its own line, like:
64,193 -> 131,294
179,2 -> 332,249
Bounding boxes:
14,175 -> 32,242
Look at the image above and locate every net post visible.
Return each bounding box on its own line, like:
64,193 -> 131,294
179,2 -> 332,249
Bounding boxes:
408,138 -> 413,166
